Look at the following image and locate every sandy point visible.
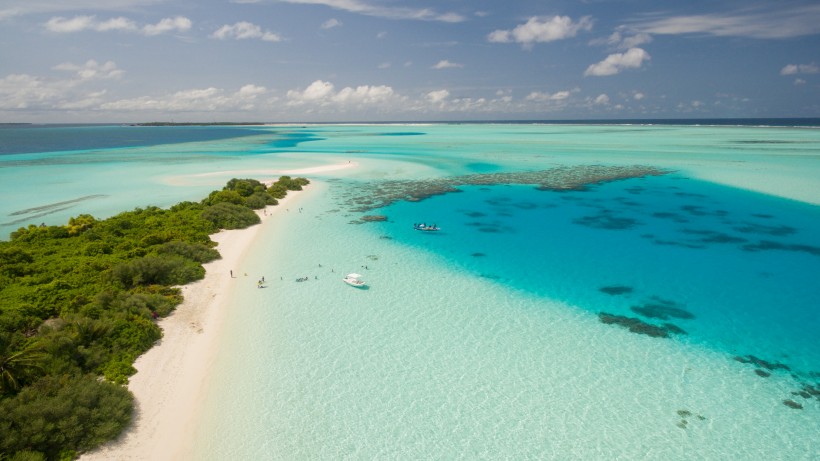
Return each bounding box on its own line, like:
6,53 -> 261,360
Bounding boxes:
80,179 -> 321,460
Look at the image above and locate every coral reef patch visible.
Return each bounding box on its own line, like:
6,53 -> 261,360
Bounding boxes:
598,312 -> 687,339
599,285 -> 633,296
630,297 -> 695,320
340,165 -> 668,212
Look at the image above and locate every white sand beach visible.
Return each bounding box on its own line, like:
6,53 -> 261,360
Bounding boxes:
81,181 -> 318,461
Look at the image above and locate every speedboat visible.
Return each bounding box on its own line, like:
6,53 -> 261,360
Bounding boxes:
413,223 -> 440,231
343,273 -> 366,288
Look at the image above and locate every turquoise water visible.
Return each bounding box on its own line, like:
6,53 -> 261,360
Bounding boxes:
2,124 -> 819,458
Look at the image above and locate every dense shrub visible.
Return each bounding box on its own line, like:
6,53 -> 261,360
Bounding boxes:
0,375 -> 133,460
157,241 -> 220,263
110,256 -> 205,288
200,202 -> 260,229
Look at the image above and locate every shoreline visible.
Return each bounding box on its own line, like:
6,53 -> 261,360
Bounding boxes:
81,182 -> 317,461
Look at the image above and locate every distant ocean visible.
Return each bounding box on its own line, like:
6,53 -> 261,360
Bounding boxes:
3,122 -> 819,459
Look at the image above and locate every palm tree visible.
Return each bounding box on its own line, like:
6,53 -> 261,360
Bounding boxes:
0,333 -> 46,394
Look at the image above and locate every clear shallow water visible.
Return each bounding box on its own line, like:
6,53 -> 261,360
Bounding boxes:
1,123 -> 818,458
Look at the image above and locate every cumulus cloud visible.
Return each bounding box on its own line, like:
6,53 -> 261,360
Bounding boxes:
45,15 -> 190,35
212,22 -> 283,41
46,15 -> 134,32
426,89 -> 449,104
142,16 -> 191,35
488,16 -> 593,47
780,63 -> 819,75
525,90 -> 573,102
584,48 -> 650,77
432,60 -> 463,69
276,0 -> 464,23
0,60 -> 125,110
594,94 -> 610,105
321,18 -> 342,29
286,79 -> 397,108
631,4 -> 820,39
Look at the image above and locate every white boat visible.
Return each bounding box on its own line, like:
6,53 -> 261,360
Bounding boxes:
343,273 -> 366,288
413,223 -> 440,231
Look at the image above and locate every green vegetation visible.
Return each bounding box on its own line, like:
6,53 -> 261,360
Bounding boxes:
0,176 -> 308,460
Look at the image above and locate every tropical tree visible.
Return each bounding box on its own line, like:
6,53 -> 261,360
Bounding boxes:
0,334 -> 45,395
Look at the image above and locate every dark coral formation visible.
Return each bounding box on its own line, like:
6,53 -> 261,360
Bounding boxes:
573,212 -> 640,230
733,222 -> 797,236
599,285 -> 633,296
733,355 -> 791,372
790,384 -> 820,401
598,313 -> 686,338
662,323 -> 688,335
675,409 -> 706,430
630,297 -> 695,321
782,399 -> 803,409
754,369 -> 771,378
340,165 -> 668,212
681,229 -> 747,244
349,214 -> 389,224
742,240 -> 820,257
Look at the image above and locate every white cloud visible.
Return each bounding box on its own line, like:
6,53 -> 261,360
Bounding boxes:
45,15 -> 190,35
525,90 -> 571,102
0,60 -> 125,110
631,4 -> 820,39
427,89 -> 449,104
212,22 -> 282,42
488,16 -> 593,47
142,16 -> 191,35
780,63 -> 819,75
592,26 -> 652,50
594,94 -> 610,105
633,91 -> 645,100
432,60 -> 463,69
286,79 -> 398,108
794,78 -> 806,85
53,60 -> 124,80
377,62 -> 391,69
97,16 -> 138,32
584,48 -> 650,77
277,0 -> 465,23
321,18 -> 342,29
46,15 -> 133,33
333,85 -> 394,104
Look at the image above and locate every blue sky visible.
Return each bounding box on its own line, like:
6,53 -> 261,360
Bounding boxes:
1,0 -> 818,122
